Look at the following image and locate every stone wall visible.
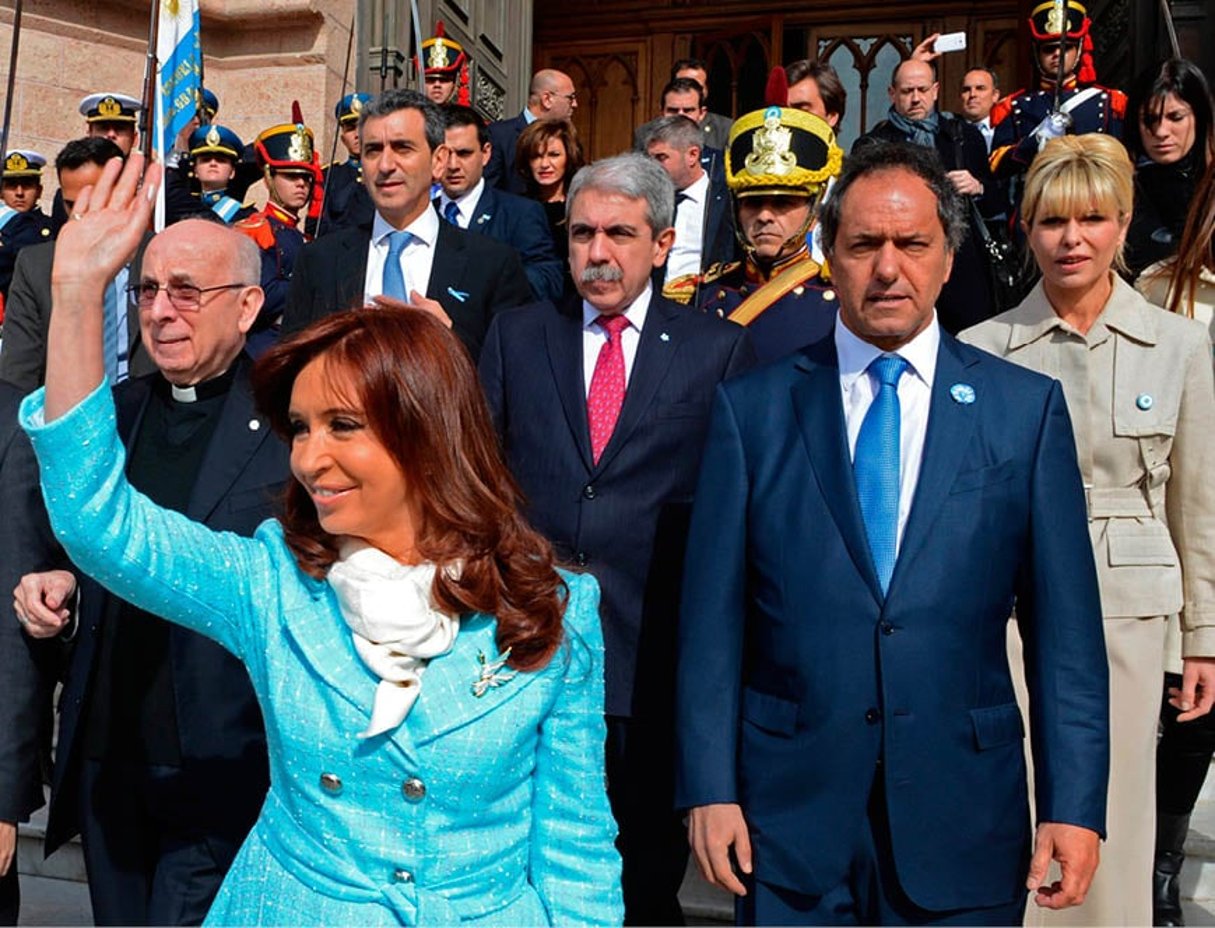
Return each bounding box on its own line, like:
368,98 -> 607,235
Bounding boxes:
0,0 -> 358,212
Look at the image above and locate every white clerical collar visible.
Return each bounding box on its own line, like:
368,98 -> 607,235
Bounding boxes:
171,384 -> 198,403
581,283 -> 653,333
372,205 -> 441,249
835,314 -> 940,392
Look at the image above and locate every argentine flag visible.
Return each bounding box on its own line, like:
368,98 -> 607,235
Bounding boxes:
154,0 -> 201,227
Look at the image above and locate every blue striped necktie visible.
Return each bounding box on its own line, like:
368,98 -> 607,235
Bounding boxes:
381,230 -> 413,300
854,354 -> 909,594
102,279 -> 122,383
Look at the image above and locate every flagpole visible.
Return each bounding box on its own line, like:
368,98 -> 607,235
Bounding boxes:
315,15 -> 357,240
139,0 -> 160,161
0,0 -> 25,165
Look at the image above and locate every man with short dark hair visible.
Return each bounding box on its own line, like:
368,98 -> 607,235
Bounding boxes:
786,59 -> 847,131
284,90 -> 532,361
960,67 -> 1001,152
855,58 -> 1000,331
15,218 -> 286,926
485,69 -> 579,194
480,152 -> 754,926
0,137 -> 142,390
670,57 -> 734,148
641,115 -> 736,303
437,105 -> 563,302
679,140 -> 1109,925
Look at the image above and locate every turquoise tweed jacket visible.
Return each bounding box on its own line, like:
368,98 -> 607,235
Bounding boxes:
23,383 -> 624,926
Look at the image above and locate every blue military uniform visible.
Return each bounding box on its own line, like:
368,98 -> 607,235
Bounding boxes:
237,120 -> 322,356
0,151 -> 54,309
698,251 -> 837,364
167,124 -> 256,226
990,1 -> 1127,209
696,94 -> 843,365
307,93 -> 375,238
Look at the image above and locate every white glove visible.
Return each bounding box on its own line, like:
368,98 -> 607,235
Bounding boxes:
1032,111 -> 1073,148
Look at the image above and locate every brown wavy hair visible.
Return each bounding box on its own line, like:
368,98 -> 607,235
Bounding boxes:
252,308 -> 566,671
515,118 -> 585,198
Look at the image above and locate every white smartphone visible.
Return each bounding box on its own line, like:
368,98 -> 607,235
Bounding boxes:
934,32 -> 968,53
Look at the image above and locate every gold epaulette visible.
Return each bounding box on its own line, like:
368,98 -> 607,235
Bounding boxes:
662,273 -> 702,305
701,260 -> 741,286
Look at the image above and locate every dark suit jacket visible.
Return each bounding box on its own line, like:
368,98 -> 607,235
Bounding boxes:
479,294 -> 756,718
485,112 -> 530,195
282,218 -> 533,362
0,382 -> 66,827
458,184 -> 564,302
0,238 -> 155,392
854,116 -> 999,332
676,331 -> 1109,910
45,358 -> 289,853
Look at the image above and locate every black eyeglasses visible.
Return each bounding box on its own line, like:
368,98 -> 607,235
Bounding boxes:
126,281 -> 250,312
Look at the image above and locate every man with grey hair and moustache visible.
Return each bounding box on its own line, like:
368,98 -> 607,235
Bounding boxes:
12,214 -> 289,925
479,152 -> 755,925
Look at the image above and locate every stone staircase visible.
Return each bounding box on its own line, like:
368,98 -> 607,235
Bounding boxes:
16,781 -> 1215,926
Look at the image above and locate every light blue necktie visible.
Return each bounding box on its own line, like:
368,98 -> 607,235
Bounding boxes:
102,279 -> 122,384
442,200 -> 461,226
854,354 -> 909,594
381,230 -> 413,300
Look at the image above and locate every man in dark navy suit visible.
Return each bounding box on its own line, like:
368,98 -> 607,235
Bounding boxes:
13,218 -> 287,926
484,69 -> 578,195
283,90 -> 531,363
437,105 -> 563,302
677,142 -> 1109,925
640,115 -> 736,305
479,152 -> 755,925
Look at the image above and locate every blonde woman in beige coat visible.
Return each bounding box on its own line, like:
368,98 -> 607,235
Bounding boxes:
961,134 -> 1215,927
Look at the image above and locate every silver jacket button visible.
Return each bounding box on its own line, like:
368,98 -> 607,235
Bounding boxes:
401,777 -> 426,802
320,773 -> 343,795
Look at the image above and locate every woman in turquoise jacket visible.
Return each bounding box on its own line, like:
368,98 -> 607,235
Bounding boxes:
17,155 -> 623,926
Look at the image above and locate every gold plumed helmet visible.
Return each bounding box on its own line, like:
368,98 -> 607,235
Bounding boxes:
725,69 -> 843,200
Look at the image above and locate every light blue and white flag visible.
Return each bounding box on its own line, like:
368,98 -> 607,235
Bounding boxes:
154,0 -> 201,229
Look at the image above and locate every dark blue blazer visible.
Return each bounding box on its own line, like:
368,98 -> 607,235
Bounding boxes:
281,218 -> 533,363
485,112 -> 530,195
479,294 -> 756,718
45,359 -> 289,853
676,331 -> 1109,910
0,382 -> 65,827
457,185 -> 564,302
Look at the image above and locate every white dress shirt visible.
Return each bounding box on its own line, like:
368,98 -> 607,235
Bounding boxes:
835,315 -> 940,551
363,207 -> 441,304
437,178 -> 485,230
665,171 -> 709,282
581,285 -> 652,397
975,116 -> 994,153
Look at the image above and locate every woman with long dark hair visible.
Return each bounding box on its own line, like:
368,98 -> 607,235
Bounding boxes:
1123,58 -> 1214,278
17,154 -> 622,926
514,119 -> 585,288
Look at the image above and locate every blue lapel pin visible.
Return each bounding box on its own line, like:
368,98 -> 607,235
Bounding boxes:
1136,393 -> 1153,411
659,332 -> 670,342
950,383 -> 976,405
477,213 -> 490,225
446,286 -> 469,303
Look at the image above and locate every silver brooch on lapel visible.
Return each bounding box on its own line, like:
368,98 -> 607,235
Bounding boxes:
472,647 -> 517,697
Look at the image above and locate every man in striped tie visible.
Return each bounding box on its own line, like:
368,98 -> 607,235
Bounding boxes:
677,141 -> 1110,926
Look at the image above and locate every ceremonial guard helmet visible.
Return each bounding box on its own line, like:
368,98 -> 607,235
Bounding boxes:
419,22 -> 471,106
1028,0 -> 1097,84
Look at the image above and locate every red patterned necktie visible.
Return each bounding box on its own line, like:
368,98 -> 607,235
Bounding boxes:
587,313 -> 631,464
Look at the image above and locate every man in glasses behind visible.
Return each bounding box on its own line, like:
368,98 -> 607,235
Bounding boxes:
14,215 -> 288,925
